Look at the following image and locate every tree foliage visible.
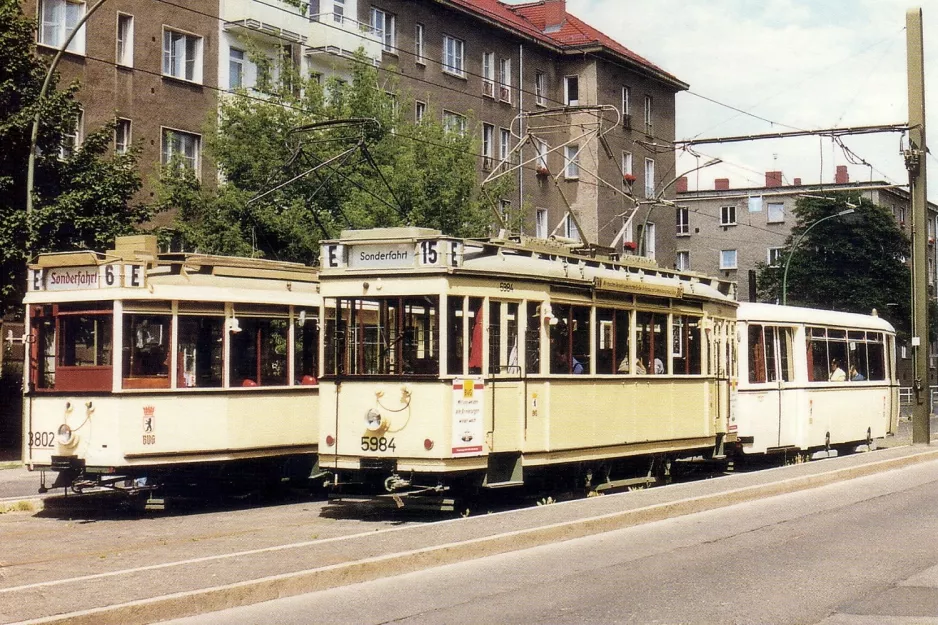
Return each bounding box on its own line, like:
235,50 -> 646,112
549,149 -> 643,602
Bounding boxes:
0,0 -> 147,316
158,50 -> 508,264
756,193 -> 917,337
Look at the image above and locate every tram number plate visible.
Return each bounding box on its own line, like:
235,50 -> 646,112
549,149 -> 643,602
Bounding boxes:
361,436 -> 396,452
142,434 -> 156,445
29,431 -> 55,448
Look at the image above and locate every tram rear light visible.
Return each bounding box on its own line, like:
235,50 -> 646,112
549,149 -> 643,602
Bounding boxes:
326,435 -> 335,447
424,438 -> 434,451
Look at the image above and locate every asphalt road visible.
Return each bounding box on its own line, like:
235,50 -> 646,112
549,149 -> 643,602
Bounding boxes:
163,456 -> 938,625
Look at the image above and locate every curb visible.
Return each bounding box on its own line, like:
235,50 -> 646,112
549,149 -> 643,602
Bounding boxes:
19,447 -> 938,625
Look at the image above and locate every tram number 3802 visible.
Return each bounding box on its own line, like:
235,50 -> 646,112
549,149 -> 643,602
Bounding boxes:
361,436 -> 396,452
29,431 -> 55,448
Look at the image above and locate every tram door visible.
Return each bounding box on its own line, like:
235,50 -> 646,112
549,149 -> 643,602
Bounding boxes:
749,325 -> 796,448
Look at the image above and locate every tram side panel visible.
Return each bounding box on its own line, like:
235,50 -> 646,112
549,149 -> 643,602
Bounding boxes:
27,391 -> 319,473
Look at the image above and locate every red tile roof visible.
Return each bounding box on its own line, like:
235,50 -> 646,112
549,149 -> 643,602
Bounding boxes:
440,0 -> 686,89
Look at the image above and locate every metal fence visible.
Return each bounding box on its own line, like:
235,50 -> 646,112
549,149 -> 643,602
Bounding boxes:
898,387 -> 938,407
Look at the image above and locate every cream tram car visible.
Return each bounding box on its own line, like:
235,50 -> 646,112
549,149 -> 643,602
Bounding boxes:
317,228 -> 738,505
22,236 -> 321,493
734,302 -> 898,457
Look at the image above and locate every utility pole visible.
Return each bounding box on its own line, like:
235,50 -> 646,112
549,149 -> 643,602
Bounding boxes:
906,8 -> 930,444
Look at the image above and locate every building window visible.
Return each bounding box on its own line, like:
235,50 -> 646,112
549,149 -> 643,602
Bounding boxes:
116,13 -> 133,67
115,118 -> 131,154
161,128 -> 201,173
644,158 -> 655,198
442,110 -> 466,135
676,251 -> 690,271
720,249 -> 738,270
676,206 -> 689,235
640,222 -> 656,260
162,29 -> 203,83
535,72 -> 546,106
60,110 -> 82,159
564,75 -> 579,106
644,94 -> 653,134
720,205 -> 737,226
621,151 -> 632,178
621,85 -> 631,127
229,47 -> 245,89
499,127 -> 511,169
564,145 -> 579,179
767,202 -> 785,223
767,247 -> 784,266
482,52 -> 494,97
482,123 -> 494,170
536,139 -> 548,171
39,0 -> 85,53
333,0 -> 344,23
415,22 -> 424,64
415,100 -> 426,123
442,35 -> 465,77
536,207 -> 548,238
498,57 -> 511,102
371,7 -> 395,53
565,214 -> 580,241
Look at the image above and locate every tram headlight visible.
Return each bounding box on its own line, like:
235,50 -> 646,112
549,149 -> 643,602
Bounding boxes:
364,408 -> 386,432
57,423 -> 77,447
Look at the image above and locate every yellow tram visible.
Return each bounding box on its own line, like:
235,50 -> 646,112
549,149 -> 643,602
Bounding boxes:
22,236 -> 321,494
317,228 -> 738,507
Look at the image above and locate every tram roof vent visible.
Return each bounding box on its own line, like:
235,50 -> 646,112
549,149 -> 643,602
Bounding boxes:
109,235 -> 158,262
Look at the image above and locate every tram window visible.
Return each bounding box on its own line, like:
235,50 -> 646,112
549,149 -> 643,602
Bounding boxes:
506,302 -> 520,374
230,316 -> 288,386
123,313 -> 171,389
827,330 -> 848,381
294,310 -> 319,384
778,327 -> 793,381
467,297 -> 483,375
636,311 -> 666,374
327,297 -> 439,376
673,315 -> 702,375
807,327 -> 828,382
549,304 -> 589,374
867,333 -> 886,380
526,302 -> 541,374
596,308 -> 631,374
488,301 -> 502,375
31,303 -> 114,391
447,296 -> 465,376
177,316 -> 223,388
748,325 -> 766,383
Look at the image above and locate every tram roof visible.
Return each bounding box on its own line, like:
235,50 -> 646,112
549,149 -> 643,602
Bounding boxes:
326,228 -> 736,304
738,302 -> 895,333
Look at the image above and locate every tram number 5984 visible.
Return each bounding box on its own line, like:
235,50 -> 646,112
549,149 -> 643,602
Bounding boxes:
361,436 -> 396,452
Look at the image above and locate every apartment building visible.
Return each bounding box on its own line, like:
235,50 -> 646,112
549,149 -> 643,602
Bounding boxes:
23,0 -> 219,225
675,165 -> 938,301
358,0 -> 687,259
23,0 -> 685,258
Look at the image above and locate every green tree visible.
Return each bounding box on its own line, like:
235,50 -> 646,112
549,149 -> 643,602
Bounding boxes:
756,193 -> 914,336
0,0 -> 147,316
158,50 -> 507,263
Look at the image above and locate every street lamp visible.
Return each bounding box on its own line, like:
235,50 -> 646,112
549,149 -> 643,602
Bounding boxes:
782,207 -> 855,305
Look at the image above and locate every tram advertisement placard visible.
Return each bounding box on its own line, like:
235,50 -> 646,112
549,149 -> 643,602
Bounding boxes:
452,378 -> 484,456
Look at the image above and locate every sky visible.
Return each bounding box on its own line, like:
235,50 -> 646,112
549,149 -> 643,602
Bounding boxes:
559,0 -> 938,198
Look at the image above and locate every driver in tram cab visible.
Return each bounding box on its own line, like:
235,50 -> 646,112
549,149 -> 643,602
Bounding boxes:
829,359 -> 846,382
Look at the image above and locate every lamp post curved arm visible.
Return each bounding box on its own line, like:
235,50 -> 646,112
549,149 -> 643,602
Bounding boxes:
26,0 -> 109,222
781,208 -> 855,305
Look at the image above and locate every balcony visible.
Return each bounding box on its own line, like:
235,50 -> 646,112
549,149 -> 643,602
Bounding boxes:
222,0 -> 309,44
222,0 -> 382,62
308,14 -> 382,61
